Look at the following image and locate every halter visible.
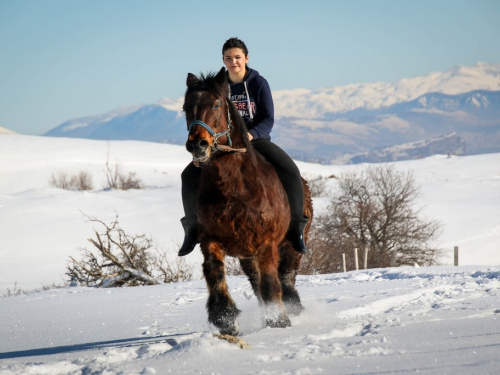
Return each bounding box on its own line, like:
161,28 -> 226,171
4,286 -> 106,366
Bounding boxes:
188,106 -> 234,149
188,99 -> 247,158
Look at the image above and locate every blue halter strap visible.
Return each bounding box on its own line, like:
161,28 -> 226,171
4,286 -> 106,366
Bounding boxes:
188,108 -> 234,148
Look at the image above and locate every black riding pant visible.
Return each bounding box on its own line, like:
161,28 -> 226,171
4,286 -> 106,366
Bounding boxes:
181,138 -> 304,222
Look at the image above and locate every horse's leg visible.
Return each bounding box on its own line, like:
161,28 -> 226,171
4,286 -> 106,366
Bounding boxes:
279,243 -> 304,316
239,258 -> 262,304
257,244 -> 291,328
202,241 -> 240,336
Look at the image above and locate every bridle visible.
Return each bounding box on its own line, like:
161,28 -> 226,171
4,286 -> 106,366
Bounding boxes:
188,97 -> 247,166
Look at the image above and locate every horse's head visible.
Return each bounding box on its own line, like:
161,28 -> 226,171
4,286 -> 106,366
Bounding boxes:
183,67 -> 238,166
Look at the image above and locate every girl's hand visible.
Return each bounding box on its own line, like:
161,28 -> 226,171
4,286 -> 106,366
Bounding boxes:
247,133 -> 254,141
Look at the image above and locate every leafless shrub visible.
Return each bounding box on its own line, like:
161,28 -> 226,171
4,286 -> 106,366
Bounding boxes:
71,171 -> 94,190
300,165 -> 443,274
50,171 -> 94,190
225,257 -> 245,276
104,161 -> 143,190
153,247 -> 195,283
306,175 -> 329,197
50,171 -> 73,190
2,282 -> 25,298
41,282 -> 69,291
66,214 -> 194,287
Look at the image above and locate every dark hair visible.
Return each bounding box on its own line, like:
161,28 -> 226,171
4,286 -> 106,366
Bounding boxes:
222,37 -> 249,56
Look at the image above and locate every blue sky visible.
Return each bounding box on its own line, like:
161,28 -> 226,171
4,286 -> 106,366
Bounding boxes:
1,0 -> 499,135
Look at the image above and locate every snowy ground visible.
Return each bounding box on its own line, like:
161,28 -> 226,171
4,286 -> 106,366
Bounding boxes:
1,135 -> 499,374
1,267 -> 499,374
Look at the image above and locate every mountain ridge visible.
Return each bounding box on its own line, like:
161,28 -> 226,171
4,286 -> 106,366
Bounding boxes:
44,63 -> 500,163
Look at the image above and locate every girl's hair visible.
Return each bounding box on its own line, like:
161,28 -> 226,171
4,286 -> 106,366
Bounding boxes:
222,37 -> 249,56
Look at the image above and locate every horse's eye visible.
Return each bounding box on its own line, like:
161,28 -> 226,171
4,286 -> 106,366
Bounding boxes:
213,100 -> 221,110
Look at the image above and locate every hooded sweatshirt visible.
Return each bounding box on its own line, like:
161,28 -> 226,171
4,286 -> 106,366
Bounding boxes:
228,68 -> 274,140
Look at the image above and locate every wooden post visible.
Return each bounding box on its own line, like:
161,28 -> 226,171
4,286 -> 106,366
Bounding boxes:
454,246 -> 459,266
342,253 -> 347,273
390,251 -> 397,267
364,246 -> 368,270
354,248 -> 359,270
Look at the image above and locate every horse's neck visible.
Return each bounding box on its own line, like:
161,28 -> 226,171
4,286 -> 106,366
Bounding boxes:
203,152 -> 259,193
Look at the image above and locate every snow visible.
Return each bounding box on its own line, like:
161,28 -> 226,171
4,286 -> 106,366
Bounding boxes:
1,135 -> 499,374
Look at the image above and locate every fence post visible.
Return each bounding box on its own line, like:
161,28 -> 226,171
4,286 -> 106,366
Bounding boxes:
364,246 -> 368,270
454,246 -> 459,266
342,253 -> 347,273
390,251 -> 397,267
354,248 -> 359,270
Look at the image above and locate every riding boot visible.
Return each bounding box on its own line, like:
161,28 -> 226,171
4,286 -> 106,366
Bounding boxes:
179,163 -> 201,256
288,216 -> 309,254
178,217 -> 199,256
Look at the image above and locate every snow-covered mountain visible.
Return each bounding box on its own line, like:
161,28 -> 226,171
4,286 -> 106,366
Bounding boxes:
0,125 -> 17,135
44,62 -> 500,163
333,133 -> 466,165
273,62 -> 500,118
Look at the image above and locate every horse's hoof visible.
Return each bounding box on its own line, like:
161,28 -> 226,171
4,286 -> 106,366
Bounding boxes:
219,321 -> 239,336
266,316 -> 291,328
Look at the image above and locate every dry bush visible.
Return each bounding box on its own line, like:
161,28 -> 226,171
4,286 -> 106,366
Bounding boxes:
50,171 -> 94,190
66,214 -> 194,287
300,165 -> 443,274
153,248 -> 195,283
71,171 -> 93,190
104,161 -> 143,190
2,283 -> 25,298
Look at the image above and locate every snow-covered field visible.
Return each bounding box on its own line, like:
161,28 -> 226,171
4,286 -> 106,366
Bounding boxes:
1,135 -> 499,374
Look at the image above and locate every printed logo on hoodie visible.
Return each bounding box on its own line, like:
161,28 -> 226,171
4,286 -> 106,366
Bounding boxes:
231,92 -> 255,119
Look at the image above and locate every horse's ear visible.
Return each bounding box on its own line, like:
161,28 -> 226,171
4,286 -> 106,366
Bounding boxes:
215,67 -> 227,86
186,73 -> 199,87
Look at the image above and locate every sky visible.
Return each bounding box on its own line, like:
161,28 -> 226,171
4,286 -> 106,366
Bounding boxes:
1,0 -> 500,135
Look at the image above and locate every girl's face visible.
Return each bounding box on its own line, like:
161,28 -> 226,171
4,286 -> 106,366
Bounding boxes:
223,48 -> 249,76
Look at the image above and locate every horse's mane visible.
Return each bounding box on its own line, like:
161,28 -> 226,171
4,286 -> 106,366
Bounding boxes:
185,71 -> 253,154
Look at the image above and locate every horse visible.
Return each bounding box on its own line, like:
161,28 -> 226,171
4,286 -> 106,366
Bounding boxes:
182,67 -> 313,336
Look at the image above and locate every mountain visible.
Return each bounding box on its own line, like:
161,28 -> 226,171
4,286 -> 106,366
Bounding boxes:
0,126 -> 17,135
273,89 -> 500,163
44,63 -> 500,163
333,133 -> 466,165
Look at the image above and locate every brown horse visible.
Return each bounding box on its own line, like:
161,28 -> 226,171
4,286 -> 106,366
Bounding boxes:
183,67 -> 313,335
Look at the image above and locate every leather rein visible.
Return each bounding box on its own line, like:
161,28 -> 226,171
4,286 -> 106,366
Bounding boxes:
188,98 -> 247,166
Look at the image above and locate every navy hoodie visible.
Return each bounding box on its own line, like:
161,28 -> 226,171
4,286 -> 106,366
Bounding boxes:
228,68 -> 274,140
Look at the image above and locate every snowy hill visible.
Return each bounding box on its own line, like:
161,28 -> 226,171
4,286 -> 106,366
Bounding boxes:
0,135 -> 499,374
1,134 -> 499,291
44,63 -> 500,163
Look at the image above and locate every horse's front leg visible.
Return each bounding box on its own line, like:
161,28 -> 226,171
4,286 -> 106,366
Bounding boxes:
201,241 -> 241,336
257,244 -> 291,328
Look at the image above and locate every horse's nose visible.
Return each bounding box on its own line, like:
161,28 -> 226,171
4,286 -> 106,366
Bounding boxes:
186,138 -> 210,154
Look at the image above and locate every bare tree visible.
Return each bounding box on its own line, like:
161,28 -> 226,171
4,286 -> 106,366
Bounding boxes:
67,214 -> 194,287
306,175 -> 329,198
300,166 -> 443,274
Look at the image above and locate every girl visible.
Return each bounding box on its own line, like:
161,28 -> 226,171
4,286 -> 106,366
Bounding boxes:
179,37 -> 308,256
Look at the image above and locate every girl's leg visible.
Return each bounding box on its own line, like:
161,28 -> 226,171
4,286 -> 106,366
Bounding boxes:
251,139 -> 308,253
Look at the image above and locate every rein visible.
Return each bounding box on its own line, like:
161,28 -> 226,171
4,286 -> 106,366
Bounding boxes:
188,100 -> 247,159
